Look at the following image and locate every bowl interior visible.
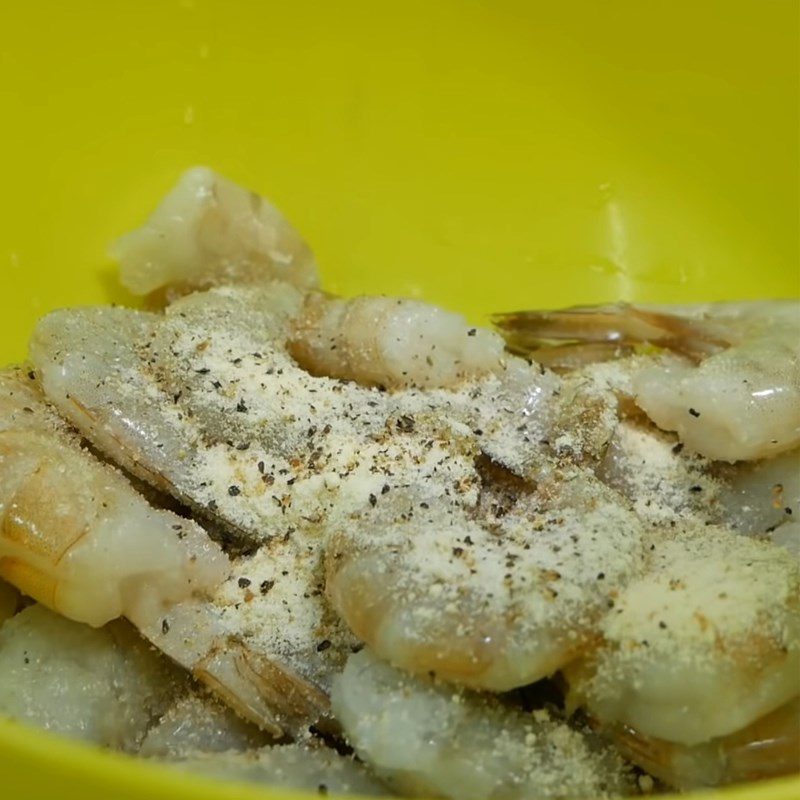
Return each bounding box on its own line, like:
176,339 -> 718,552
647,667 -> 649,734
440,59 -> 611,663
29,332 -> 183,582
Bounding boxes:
0,1 -> 797,799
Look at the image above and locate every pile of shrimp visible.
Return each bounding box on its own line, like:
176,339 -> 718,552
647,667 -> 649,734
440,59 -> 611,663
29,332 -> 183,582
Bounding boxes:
0,167 -> 797,798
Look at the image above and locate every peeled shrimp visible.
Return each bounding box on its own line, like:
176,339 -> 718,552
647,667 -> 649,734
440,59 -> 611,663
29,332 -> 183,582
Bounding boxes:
111,166 -> 319,300
0,604 -> 186,750
566,525 -> 800,746
609,697 -> 800,789
494,301 -> 800,461
326,468 -> 645,691
160,743 -> 390,796
0,370 -> 227,627
331,648 -> 636,800
595,418 -> 721,527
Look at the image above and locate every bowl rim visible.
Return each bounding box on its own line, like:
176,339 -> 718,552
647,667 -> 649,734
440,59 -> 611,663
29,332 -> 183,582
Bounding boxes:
0,716 -> 798,800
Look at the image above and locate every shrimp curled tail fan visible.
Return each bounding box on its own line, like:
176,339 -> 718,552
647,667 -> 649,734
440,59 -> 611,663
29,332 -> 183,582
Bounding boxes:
491,302 -> 732,361
608,697 -> 800,790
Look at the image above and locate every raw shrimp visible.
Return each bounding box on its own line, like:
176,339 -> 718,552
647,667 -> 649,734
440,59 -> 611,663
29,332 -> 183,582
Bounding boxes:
494,301 -> 800,461
30,282 -> 615,510
326,468 -> 646,691
160,743 -> 390,796
111,167 -> 319,300
139,691 -> 271,757
565,525 -> 800,746
30,284 -> 629,706
331,648 -> 636,800
0,604 -> 186,750
0,370 -> 227,627
290,292 -> 506,389
25,288 -> 484,730
608,697 -> 799,789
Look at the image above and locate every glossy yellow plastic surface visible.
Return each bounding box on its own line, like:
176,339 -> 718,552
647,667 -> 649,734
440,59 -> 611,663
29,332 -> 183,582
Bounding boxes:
0,1 -> 797,798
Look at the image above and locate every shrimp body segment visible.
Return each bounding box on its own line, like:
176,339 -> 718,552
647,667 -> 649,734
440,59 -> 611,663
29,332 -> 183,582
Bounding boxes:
0,370 -> 228,628
567,526 -> 800,746
112,167 -> 319,300
331,648 -> 636,800
0,604 -> 186,750
326,470 -> 646,691
290,293 -> 506,389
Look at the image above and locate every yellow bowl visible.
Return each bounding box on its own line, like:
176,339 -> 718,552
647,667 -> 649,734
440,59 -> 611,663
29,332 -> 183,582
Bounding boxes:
0,1 -> 797,798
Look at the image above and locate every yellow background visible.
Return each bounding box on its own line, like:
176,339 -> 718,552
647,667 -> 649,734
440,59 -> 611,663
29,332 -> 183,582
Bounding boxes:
0,1 -> 797,798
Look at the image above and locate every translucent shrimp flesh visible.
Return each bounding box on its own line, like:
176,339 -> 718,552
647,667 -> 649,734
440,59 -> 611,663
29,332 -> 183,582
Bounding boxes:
0,604 -> 186,750
111,167 -> 319,301
331,648 -> 636,800
593,411 -> 799,548
0,369 -> 228,627
494,300 -> 800,461
565,524 -> 800,746
714,447 -> 799,537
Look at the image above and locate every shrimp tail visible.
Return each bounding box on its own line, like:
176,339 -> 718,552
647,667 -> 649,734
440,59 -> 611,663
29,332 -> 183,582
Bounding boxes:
492,303 -> 731,362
